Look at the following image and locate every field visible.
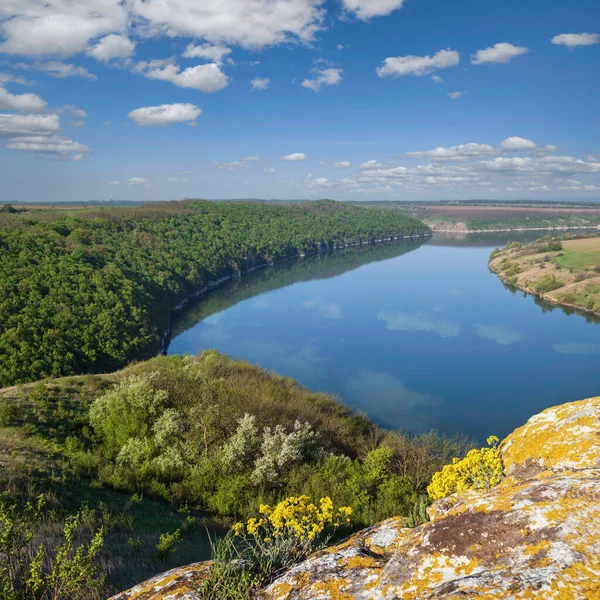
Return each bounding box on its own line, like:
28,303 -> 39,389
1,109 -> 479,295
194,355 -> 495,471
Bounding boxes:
489,235 -> 600,317
351,201 -> 600,232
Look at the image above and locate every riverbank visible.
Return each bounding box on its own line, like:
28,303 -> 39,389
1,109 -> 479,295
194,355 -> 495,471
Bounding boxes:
489,236 -> 600,319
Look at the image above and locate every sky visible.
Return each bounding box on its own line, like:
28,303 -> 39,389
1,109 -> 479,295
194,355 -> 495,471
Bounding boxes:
0,0 -> 599,203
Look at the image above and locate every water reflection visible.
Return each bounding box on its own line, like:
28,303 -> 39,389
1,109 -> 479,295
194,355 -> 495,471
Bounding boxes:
344,369 -> 441,431
553,342 -> 597,355
473,324 -> 526,346
378,310 -> 461,338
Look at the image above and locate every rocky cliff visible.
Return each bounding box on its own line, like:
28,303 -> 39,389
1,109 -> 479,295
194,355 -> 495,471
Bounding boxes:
110,395 -> 600,600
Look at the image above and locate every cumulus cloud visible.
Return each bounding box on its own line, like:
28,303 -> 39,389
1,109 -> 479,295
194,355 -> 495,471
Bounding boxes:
213,161 -> 249,170
0,113 -> 59,138
0,86 -> 47,112
250,77 -> 270,91
263,167 -> 276,173
281,152 -> 306,161
376,49 -> 459,78
128,103 -> 202,126
127,177 -> 150,186
341,0 -> 406,20
0,0 -> 324,58
35,61 -> 97,80
142,62 -> 229,93
431,74 -> 444,84
334,161 -> 351,168
378,310 -> 460,338
500,136 -> 537,151
88,34 -> 136,61
406,143 -> 495,161
301,67 -> 342,92
551,32 -> 599,48
6,135 -> 90,155
360,159 -> 382,169
448,91 -> 467,100
167,170 -> 192,182
183,43 -> 232,64
471,42 -> 529,65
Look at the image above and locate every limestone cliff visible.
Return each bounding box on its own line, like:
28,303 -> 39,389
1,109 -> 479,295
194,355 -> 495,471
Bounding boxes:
110,395 -> 600,600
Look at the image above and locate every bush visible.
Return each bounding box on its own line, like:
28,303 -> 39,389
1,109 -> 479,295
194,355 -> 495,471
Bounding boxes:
533,274 -> 564,294
199,496 -> 351,599
0,401 -> 19,427
427,436 -> 504,501
0,493 -> 105,600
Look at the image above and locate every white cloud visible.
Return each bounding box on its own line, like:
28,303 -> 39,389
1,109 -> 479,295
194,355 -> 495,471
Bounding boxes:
142,62 -> 229,93
301,67 -> 342,92
376,49 -> 459,78
500,136 -> 537,151
551,33 -> 599,48
448,91 -> 467,100
0,86 -> 47,112
243,155 -> 260,162
341,0 -> 406,20
406,143 -> 495,161
474,324 -> 525,345
360,159 -> 382,169
0,1 -> 127,57
128,103 -> 202,126
6,135 -> 90,155
130,0 -> 325,49
213,161 -> 249,170
250,77 -> 270,91
281,152 -> 306,161
378,310 -> 460,338
183,43 -> 232,64
35,61 -> 97,80
167,170 -> 192,182
471,42 -> 529,65
88,34 -> 136,62
0,72 -> 33,86
528,184 -> 551,192
334,161 -> 351,168
263,167 -> 276,173
109,180 -> 121,185
0,113 -> 59,138
0,0 -> 324,57
127,177 -> 150,186
432,74 -> 444,84
72,152 -> 86,161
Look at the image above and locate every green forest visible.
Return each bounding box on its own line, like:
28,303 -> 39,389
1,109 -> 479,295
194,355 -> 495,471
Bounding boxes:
0,200 -> 429,387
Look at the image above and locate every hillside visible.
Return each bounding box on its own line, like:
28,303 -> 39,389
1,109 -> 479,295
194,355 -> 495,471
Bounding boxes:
0,352 -> 468,596
110,393 -> 600,599
0,200 -> 429,387
489,235 -> 600,318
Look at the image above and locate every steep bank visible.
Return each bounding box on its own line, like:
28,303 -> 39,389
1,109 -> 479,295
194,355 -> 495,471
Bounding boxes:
489,236 -> 600,319
0,200 -> 429,386
110,394 -> 600,599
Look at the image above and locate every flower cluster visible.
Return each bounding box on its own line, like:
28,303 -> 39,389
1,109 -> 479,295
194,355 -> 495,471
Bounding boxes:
232,495 -> 352,543
427,436 -> 504,501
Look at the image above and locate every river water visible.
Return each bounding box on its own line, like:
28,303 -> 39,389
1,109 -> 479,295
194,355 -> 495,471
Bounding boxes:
167,232 -> 600,441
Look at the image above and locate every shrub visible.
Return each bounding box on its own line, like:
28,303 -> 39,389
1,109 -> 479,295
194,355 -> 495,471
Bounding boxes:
199,496 -> 351,599
0,493 -> 105,600
0,401 -> 19,427
155,528 -> 182,561
427,436 -> 504,501
533,274 -> 564,294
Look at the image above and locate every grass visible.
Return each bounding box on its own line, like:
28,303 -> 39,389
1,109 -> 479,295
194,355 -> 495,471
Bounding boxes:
555,238 -> 600,270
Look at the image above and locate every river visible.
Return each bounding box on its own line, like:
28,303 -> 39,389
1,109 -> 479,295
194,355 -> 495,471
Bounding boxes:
167,232 -> 600,442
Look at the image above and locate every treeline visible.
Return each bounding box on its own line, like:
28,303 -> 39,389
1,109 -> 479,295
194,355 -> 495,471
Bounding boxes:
0,200 -> 429,386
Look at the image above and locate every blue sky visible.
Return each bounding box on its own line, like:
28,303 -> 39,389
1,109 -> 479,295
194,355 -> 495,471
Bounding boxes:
0,0 -> 599,202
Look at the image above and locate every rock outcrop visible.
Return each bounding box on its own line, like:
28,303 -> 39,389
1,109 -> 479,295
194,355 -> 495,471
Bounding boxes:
110,396 -> 600,600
